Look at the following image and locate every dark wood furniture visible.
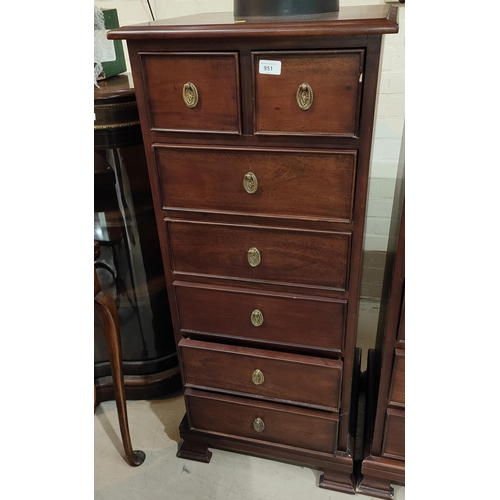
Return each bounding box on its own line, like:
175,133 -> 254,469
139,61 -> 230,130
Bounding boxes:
358,133 -> 405,498
94,74 -> 181,403
94,241 -> 146,466
109,5 -> 399,493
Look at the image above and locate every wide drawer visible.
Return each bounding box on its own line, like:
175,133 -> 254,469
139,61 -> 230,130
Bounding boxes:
166,220 -> 351,291
179,338 -> 342,411
388,348 -> 405,407
174,282 -> 346,353
254,50 -> 364,136
139,52 -> 241,133
155,146 -> 357,223
382,408 -> 405,459
185,388 -> 339,455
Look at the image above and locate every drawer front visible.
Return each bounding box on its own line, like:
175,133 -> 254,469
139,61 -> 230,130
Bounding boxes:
254,50 -> 364,136
156,146 -> 357,223
382,408 -> 405,459
185,388 -> 339,454
166,220 -> 351,291
388,349 -> 405,407
179,338 -> 342,411
140,52 -> 241,133
175,283 -> 346,353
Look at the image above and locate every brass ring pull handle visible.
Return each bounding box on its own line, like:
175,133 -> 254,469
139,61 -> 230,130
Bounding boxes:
243,172 -> 258,194
251,309 -> 264,327
182,82 -> 199,108
247,247 -> 261,267
252,369 -> 265,385
253,417 -> 265,433
296,83 -> 313,111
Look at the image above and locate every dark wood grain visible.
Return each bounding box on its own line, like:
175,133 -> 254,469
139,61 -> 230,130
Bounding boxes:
140,52 -> 241,133
174,282 -> 347,353
388,349 -> 404,407
155,145 -> 356,222
166,219 -> 350,290
184,388 -> 339,454
94,78 -> 180,401
108,5 -> 400,493
359,137 -> 404,496
371,200 -> 405,455
254,50 -> 364,136
179,338 -> 342,411
382,408 -> 405,459
94,242 -> 145,467
107,5 -> 399,41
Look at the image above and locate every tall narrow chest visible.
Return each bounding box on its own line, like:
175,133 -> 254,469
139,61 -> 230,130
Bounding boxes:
109,5 -> 399,493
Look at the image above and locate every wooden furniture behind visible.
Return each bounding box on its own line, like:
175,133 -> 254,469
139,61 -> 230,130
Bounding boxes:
94,74 -> 181,403
94,241 -> 145,466
358,132 -> 405,498
109,5 -> 399,493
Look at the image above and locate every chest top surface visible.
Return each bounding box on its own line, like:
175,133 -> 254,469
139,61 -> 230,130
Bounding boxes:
107,5 -> 399,41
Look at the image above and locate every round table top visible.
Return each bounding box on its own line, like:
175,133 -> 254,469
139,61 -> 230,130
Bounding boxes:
94,73 -> 135,101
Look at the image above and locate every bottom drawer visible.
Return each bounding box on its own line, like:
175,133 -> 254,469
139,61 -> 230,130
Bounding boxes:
382,408 -> 405,459
185,388 -> 338,455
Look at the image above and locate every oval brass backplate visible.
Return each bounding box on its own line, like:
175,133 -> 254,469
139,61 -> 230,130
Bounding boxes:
253,417 -> 265,432
252,369 -> 265,385
296,83 -> 313,111
247,247 -> 261,267
243,172 -> 258,194
251,309 -> 264,327
183,82 -> 199,108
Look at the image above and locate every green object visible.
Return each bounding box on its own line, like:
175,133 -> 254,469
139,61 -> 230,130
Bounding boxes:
95,9 -> 126,80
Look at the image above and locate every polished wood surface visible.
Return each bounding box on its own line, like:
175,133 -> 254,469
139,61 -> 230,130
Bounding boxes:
94,75 -> 181,402
107,5 -> 399,39
141,52 -> 241,133
109,5 -> 399,493
358,132 -> 404,498
254,50 -> 363,136
174,282 -> 347,353
382,408 -> 405,459
388,349 -> 405,407
156,145 -> 357,222
185,388 -> 339,455
94,73 -> 135,97
94,241 -> 145,467
180,338 -> 342,411
166,219 -> 351,290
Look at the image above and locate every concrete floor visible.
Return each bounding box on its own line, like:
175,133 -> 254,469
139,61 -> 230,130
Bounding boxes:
94,300 -> 404,500
94,395 -> 405,500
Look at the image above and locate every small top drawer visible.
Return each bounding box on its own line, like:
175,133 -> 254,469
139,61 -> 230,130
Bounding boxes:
139,52 -> 241,133
254,50 -> 364,137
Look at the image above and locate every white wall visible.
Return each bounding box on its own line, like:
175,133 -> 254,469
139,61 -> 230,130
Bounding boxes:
95,0 -> 405,252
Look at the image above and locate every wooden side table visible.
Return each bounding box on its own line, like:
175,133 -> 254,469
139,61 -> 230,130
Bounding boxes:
94,241 -> 146,466
94,74 -> 181,405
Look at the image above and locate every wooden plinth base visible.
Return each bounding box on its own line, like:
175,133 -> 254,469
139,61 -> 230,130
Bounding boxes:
357,455 -> 404,499
177,414 -> 355,494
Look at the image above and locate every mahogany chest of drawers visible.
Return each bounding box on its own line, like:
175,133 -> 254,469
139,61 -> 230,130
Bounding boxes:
109,5 -> 399,494
359,140 -> 405,499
